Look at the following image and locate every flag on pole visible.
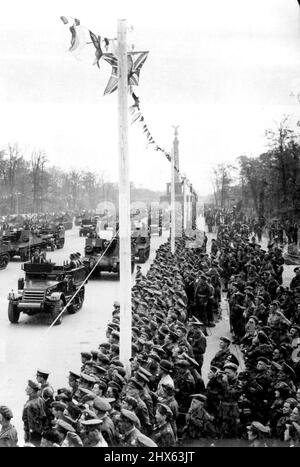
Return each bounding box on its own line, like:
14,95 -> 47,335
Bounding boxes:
102,51 -> 149,95
60,16 -> 114,65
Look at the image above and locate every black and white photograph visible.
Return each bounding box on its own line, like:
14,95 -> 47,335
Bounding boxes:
0,0 -> 300,450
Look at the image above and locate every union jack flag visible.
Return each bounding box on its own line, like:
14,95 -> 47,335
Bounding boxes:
102,51 -> 149,95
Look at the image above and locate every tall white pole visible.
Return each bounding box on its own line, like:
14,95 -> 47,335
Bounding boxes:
118,19 -> 132,375
171,146 -> 175,255
183,180 -> 187,230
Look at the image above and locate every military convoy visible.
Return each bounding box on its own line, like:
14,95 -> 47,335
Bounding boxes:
131,228 -> 151,263
79,218 -> 97,237
2,228 -> 46,262
0,240 -> 10,270
83,235 -> 135,277
8,261 -> 88,325
39,224 -> 65,251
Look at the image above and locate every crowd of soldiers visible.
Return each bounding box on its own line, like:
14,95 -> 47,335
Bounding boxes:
2,213 -> 300,447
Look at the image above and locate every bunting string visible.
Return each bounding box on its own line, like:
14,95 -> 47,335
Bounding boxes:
60,16 -> 196,197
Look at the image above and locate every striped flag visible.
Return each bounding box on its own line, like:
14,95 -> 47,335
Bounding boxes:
102,51 -> 149,95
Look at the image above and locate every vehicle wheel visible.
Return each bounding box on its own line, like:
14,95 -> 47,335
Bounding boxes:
0,254 -> 9,269
8,302 -> 20,323
52,299 -> 64,325
68,287 -> 85,314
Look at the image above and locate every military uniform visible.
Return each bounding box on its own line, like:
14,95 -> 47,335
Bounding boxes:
151,421 -> 176,447
0,424 -> 18,447
22,393 -> 47,446
120,427 -> 157,447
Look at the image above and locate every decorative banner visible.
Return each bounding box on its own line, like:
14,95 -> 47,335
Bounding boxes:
60,16 -> 148,95
61,16 -> 196,198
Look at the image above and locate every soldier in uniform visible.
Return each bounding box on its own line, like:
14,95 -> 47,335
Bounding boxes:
36,369 -> 54,398
187,319 -> 207,374
218,363 -> 242,438
182,394 -> 216,445
22,380 -> 47,446
151,403 -> 176,447
0,406 -> 18,447
68,370 -> 81,400
210,336 -> 233,369
117,409 -> 157,447
194,275 -> 211,325
290,267 -> 300,292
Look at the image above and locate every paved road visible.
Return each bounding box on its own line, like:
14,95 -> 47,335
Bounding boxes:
0,219 -> 295,443
0,225 -> 167,442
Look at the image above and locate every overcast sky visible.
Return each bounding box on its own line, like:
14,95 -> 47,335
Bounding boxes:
0,0 -> 299,195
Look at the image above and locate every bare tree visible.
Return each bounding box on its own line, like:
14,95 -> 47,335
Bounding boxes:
31,149 -> 47,213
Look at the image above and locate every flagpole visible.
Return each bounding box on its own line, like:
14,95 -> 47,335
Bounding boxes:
171,145 -> 175,255
183,179 -> 187,230
118,19 -> 132,376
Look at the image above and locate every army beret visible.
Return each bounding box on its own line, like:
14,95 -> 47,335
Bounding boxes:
94,380 -> 108,391
148,352 -> 160,362
110,359 -> 124,368
93,396 -> 111,412
137,367 -> 152,378
190,394 -> 207,402
0,406 -> 13,420
220,336 -> 231,345
135,371 -> 149,383
81,418 -> 103,427
83,360 -> 93,367
99,342 -> 110,349
80,373 -> 97,383
257,357 -> 270,365
110,344 -> 120,353
225,354 -> 239,366
55,392 -> 72,403
175,359 -> 190,368
56,419 -> 76,433
113,373 -> 125,386
113,301 -> 120,307
97,353 -> 110,364
28,380 -> 39,391
36,369 -> 50,378
51,401 -> 67,411
69,370 -> 80,380
81,351 -> 92,359
120,408 -> 140,426
93,364 -> 107,375
257,331 -> 268,342
108,380 -> 122,391
81,393 -> 96,404
129,377 -> 144,390
111,330 -> 120,339
159,360 -> 173,373
124,396 -> 138,408
224,362 -> 238,371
